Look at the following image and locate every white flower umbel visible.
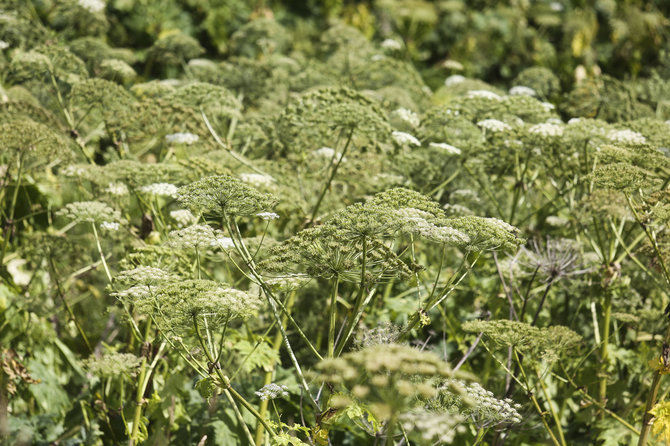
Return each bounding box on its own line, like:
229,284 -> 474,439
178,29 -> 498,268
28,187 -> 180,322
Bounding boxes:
210,237 -> 235,250
392,108 -> 420,128
445,75 -> 466,86
57,201 -> 122,224
400,410 -> 465,444
381,38 -> 403,51
105,182 -> 129,196
115,266 -> 177,285
167,225 -> 222,250
165,132 -> 199,145
608,129 -> 647,145
313,147 -> 347,163
139,183 -> 178,197
449,380 -> 523,428
256,212 -> 279,220
541,101 -> 556,111
509,86 -> 536,96
78,0 -> 105,12
255,383 -> 289,401
239,173 -> 275,188
467,90 -> 502,101
169,209 -> 197,228
477,119 -> 512,133
528,122 -> 564,138
100,221 -> 120,231
429,142 -> 462,155
392,131 -> 421,147
0,41 -> 9,50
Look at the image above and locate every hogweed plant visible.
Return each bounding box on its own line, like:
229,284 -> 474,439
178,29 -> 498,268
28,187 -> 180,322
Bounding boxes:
4,2 -> 670,445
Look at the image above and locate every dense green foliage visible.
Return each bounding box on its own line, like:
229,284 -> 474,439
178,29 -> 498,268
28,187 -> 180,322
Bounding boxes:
2,1 -> 670,445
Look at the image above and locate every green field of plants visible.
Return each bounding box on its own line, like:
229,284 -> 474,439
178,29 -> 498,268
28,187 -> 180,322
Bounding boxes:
3,1 -> 670,445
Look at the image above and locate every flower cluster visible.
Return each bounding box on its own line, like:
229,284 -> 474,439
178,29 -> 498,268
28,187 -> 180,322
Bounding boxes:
477,119 -> 511,133
392,131 -> 421,146
57,201 -> 123,224
176,175 -> 277,217
139,183 -> 179,197
255,383 -> 289,401
166,132 -> 199,145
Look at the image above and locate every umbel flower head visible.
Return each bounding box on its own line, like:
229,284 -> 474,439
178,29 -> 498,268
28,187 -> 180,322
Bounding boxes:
440,216 -> 523,252
114,279 -> 263,334
432,380 -> 522,429
260,225 -> 412,283
0,119 -> 72,164
277,86 -> 392,149
83,352 -> 142,379
57,201 -> 122,225
176,174 -> 277,218
313,344 -> 465,421
166,224 -> 225,250
462,320 -> 582,363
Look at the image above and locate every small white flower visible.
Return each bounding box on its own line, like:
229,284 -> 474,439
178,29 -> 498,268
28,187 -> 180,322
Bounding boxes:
105,182 -> 129,196
528,122 -> 564,138
445,75 -> 466,86
540,101 -> 556,111
567,118 -> 581,125
140,183 -> 178,197
100,221 -> 120,231
392,108 -> 420,128
550,1 -> 564,11
168,225 -> 222,249
313,147 -> 347,162
443,60 -> 464,70
381,38 -> 403,51
78,0 -> 106,12
489,217 -> 517,233
255,383 -> 289,401
392,131 -> 421,146
429,142 -> 461,155
546,215 -> 568,226
256,212 -> 279,220
165,132 -> 199,145
211,237 -> 235,250
477,119 -> 511,133
170,209 -> 197,228
467,90 -> 502,101
608,129 -> 647,145
509,86 -> 536,96
0,41 -> 9,50
239,173 -> 275,188
115,267 -> 177,285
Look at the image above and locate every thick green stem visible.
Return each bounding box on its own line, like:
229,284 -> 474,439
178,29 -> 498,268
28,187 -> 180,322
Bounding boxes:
1,154 -> 23,268
47,253 -> 92,353
559,363 -> 639,435
334,237 -> 367,355
638,370 -> 663,446
536,369 -> 567,446
224,216 -> 320,407
255,292 -> 296,446
91,222 -> 113,283
193,315 -> 275,440
310,127 -> 355,222
638,324 -> 670,446
128,358 -> 147,446
599,292 -> 612,408
513,350 -> 562,446
328,276 -> 340,358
